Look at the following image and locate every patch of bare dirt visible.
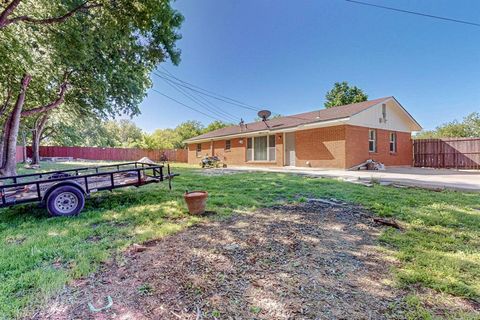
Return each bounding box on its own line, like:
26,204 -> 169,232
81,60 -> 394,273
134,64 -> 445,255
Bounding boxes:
32,201 -> 464,319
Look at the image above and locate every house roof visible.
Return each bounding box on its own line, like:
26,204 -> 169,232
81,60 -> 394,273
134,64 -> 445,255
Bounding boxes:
185,96 -> 414,143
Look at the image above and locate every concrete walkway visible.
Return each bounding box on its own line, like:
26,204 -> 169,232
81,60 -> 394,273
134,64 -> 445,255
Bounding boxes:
225,166 -> 480,192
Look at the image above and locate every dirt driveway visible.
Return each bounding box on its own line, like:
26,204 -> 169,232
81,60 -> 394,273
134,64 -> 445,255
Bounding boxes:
35,200 -> 414,319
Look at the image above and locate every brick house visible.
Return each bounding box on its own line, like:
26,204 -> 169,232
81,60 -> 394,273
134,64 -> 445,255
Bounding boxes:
185,97 -> 422,169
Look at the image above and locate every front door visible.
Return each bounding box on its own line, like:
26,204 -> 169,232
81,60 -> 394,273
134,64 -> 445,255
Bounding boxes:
285,132 -> 295,166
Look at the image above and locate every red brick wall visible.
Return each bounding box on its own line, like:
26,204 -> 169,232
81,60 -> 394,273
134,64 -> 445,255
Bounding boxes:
187,133 -> 284,166
187,142 -> 212,165
345,125 -> 412,168
187,125 -> 412,168
213,138 -> 247,166
295,125 -> 347,168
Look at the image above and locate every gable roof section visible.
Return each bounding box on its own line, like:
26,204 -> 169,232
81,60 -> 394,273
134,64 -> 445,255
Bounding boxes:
390,96 -> 422,130
185,96 -> 410,143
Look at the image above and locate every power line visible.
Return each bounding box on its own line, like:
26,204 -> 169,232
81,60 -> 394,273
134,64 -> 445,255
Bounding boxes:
159,70 -> 240,121
157,72 -> 315,122
154,70 -> 315,122
150,88 -> 226,122
160,67 -> 262,110
189,90 -> 241,121
345,0 -> 480,27
153,71 -> 261,111
159,77 -> 239,123
154,71 -> 260,111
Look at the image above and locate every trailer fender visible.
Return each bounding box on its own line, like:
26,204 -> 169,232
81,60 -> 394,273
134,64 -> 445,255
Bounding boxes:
41,181 -> 87,206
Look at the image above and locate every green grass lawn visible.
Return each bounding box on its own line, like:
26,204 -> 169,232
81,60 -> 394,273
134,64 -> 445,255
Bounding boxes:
1,161 -> 479,319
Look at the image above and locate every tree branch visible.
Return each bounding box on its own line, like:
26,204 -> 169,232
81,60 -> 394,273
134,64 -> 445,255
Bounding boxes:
37,112 -> 49,132
0,0 -> 101,29
21,75 -> 69,117
0,0 -> 21,28
41,127 -> 55,140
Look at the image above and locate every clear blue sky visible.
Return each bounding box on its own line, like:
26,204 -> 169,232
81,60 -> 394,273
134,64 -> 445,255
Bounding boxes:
135,0 -> 480,133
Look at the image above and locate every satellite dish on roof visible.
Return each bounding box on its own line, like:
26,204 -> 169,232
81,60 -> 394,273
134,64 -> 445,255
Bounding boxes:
257,110 -> 271,121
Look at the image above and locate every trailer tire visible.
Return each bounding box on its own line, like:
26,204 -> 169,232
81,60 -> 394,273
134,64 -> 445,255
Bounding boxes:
46,185 -> 85,217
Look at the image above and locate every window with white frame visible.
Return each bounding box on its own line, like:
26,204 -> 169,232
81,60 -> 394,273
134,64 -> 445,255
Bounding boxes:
269,135 -> 276,161
368,129 -> 377,152
389,132 -> 397,153
225,139 -> 231,151
246,138 -> 253,161
246,135 -> 276,161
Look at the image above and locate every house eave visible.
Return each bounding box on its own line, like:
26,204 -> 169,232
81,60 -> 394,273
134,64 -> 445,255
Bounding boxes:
184,117 -> 351,144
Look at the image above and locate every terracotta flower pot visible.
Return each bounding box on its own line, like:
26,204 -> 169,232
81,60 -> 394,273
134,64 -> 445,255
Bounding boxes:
184,190 -> 208,215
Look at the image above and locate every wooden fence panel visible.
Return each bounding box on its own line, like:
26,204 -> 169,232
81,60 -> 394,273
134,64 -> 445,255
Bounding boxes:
35,146 -> 188,163
16,146 -> 25,163
413,138 -> 480,169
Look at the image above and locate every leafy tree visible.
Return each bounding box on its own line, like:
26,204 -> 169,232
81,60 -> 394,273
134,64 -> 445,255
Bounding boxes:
0,0 -> 101,29
415,112 -> 480,138
146,128 -> 179,149
202,120 -> 230,134
42,110 -> 111,147
43,116 -> 147,148
142,120 -> 229,150
174,120 -> 203,147
103,120 -> 145,148
324,81 -> 368,108
41,118 -> 230,151
0,0 -> 183,175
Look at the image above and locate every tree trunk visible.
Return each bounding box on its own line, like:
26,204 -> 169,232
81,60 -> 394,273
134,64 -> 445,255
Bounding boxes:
0,74 -> 31,176
0,120 -> 8,167
0,73 -> 67,176
31,113 -> 49,165
31,131 -> 40,165
0,87 -> 13,166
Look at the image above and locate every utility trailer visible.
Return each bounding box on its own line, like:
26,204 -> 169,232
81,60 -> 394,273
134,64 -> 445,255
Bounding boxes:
0,162 -> 177,216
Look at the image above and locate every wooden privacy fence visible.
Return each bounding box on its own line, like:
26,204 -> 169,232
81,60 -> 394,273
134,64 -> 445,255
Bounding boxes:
413,138 -> 480,169
35,146 -> 188,163
16,146 -> 25,163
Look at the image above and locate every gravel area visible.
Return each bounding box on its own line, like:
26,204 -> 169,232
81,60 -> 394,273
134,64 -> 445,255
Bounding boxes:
35,201 -> 410,319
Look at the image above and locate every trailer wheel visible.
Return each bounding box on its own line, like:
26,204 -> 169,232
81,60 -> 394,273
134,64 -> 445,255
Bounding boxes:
46,185 -> 85,217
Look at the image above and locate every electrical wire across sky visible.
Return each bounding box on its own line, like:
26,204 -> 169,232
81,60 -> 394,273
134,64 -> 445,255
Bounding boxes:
151,70 -> 261,123
345,0 -> 480,28
151,69 -> 314,124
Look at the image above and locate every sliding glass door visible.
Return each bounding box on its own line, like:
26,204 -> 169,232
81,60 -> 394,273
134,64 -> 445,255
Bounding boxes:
254,136 -> 267,161
246,135 -> 276,162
